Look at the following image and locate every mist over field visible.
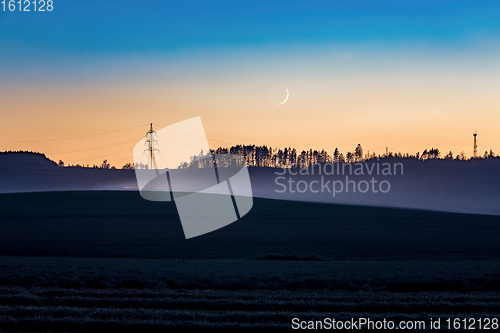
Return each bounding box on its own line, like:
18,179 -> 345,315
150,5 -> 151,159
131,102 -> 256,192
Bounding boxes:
1,152 -> 499,215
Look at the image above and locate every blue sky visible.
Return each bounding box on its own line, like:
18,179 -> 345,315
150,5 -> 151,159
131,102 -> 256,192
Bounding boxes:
1,0 -> 500,56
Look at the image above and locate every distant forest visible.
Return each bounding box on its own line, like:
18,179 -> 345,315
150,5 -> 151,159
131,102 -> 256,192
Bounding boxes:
145,144 -> 498,170
208,144 -> 497,169
1,145 -> 497,170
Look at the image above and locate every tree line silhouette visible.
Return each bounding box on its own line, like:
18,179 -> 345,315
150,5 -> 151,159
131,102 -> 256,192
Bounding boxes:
1,146 -> 497,170
208,144 -> 497,169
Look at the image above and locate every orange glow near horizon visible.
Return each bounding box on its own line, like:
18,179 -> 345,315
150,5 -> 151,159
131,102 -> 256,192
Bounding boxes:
1,45 -> 500,167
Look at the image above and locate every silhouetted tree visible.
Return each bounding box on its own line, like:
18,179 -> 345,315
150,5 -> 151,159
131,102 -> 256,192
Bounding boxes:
101,159 -> 110,169
290,148 -> 297,167
346,152 -> 354,163
122,163 -> 134,169
317,149 -> 330,163
428,148 -> 440,159
333,148 -> 340,163
421,150 -> 428,160
298,150 -> 307,168
355,144 -> 363,162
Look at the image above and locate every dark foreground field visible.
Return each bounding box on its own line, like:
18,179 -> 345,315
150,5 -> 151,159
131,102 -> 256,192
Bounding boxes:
0,191 -> 498,331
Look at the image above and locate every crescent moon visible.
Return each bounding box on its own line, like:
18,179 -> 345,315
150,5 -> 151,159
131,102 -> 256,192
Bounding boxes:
278,87 -> 289,105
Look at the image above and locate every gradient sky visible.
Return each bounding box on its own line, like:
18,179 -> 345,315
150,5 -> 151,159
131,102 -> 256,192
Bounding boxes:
1,0 -> 500,166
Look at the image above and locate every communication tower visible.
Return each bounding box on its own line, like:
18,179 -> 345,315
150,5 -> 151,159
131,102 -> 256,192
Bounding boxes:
473,131 -> 477,158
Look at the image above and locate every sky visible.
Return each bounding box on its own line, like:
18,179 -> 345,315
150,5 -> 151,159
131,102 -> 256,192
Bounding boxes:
1,0 -> 500,166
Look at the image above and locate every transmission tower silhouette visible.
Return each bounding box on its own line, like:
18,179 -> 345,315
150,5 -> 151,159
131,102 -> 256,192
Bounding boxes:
473,131 -> 477,159
145,123 -> 159,172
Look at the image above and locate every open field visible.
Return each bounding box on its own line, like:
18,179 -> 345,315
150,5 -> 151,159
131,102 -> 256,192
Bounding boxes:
0,257 -> 498,331
0,191 -> 498,260
0,286 -> 498,331
0,191 -> 499,331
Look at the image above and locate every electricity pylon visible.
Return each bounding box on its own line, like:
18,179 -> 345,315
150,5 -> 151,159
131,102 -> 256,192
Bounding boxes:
145,123 -> 159,172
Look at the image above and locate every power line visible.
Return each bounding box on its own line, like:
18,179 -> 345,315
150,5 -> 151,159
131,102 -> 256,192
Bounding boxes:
153,123 -> 237,146
0,124 -> 148,144
45,137 -> 143,155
